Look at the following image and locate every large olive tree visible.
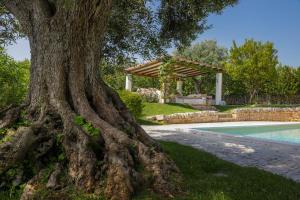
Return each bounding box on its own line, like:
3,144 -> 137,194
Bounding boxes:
0,0 -> 237,199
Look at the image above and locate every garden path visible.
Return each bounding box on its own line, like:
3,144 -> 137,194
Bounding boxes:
143,121 -> 300,182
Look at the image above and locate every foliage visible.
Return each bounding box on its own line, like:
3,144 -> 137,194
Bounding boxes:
103,0 -> 238,65
118,90 -> 144,119
222,72 -> 247,98
133,76 -> 160,92
0,48 -> 30,109
158,0 -> 237,50
74,116 -> 101,137
159,59 -> 177,101
0,128 -> 7,136
100,61 -> 128,90
295,67 -> 300,94
101,60 -> 160,91
0,6 -> 23,46
173,40 -> 298,104
226,39 -> 278,103
175,40 -> 228,66
0,0 -> 237,64
174,40 -> 228,95
0,134 -> 12,144
274,65 -> 298,97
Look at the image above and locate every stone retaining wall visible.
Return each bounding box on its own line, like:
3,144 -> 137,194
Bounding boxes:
147,107 -> 300,124
232,107 -> 300,122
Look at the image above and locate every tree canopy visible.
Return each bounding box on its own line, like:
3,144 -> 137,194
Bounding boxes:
0,47 -> 29,108
0,5 -> 22,46
1,0 -> 237,62
175,39 -> 228,65
274,64 -> 298,98
226,39 -> 278,103
174,40 -> 228,95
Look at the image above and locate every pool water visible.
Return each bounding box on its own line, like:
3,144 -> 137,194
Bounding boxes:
194,124 -> 300,144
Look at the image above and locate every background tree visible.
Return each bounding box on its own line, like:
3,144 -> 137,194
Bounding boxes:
101,60 -> 160,91
174,40 -> 228,95
0,48 -> 29,108
0,5 -> 22,46
0,0 -> 237,199
274,65 -> 298,103
226,39 -> 278,103
295,67 -> 300,95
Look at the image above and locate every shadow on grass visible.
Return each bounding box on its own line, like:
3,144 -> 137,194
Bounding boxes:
134,141 -> 300,200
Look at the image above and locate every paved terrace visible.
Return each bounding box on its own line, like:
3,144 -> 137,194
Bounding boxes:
143,121 -> 300,182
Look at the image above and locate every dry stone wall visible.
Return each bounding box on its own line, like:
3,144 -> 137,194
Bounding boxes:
147,107 -> 300,124
232,108 -> 300,122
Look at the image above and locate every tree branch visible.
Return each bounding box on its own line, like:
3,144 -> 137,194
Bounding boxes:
2,0 -> 29,17
1,0 -> 33,35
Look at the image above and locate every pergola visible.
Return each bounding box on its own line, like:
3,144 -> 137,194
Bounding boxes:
124,57 -> 224,105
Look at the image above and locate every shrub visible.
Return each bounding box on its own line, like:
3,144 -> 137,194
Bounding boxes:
118,90 -> 144,118
0,48 -> 30,109
74,115 -> 100,137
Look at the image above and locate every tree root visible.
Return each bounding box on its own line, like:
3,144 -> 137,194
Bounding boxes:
20,174 -> 40,200
0,106 -> 21,129
137,141 -> 180,196
0,100 -> 181,200
79,111 -> 180,199
63,122 -> 98,191
0,122 -> 52,173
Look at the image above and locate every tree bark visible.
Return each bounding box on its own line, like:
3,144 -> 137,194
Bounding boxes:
1,1 -> 180,199
249,90 -> 257,104
192,77 -> 202,94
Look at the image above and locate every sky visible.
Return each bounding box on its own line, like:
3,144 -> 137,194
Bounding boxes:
5,0 -> 300,67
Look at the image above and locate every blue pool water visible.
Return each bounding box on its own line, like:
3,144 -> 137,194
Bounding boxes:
194,124 -> 300,144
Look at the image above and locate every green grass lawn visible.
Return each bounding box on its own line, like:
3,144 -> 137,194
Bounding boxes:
215,105 -> 252,112
142,103 -> 198,116
138,103 -> 198,125
2,141 -> 300,200
135,141 -> 300,200
216,104 -> 300,113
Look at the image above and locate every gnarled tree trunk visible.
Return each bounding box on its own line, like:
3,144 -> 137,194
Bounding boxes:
1,1 -> 180,199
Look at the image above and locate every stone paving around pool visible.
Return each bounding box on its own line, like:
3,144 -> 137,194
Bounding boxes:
143,121 -> 300,182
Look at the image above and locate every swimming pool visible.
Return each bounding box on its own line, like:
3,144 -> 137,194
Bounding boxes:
194,124 -> 300,144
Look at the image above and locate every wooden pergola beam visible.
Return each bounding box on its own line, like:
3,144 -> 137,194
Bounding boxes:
125,56 -> 222,78
128,62 -> 162,74
126,59 -> 161,71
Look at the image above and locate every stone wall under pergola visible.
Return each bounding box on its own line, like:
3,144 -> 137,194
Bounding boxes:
124,57 -> 224,105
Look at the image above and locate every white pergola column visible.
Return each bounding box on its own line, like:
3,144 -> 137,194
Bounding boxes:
125,74 -> 133,91
215,72 -> 223,105
176,80 -> 183,96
